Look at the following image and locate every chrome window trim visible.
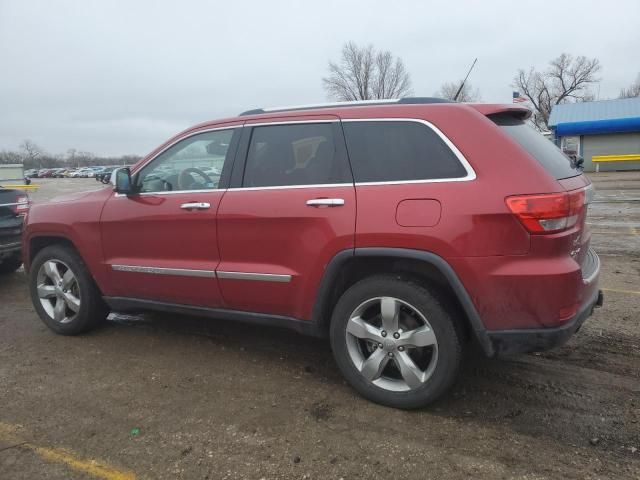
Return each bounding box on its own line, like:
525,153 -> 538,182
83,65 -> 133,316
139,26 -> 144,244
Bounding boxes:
114,188 -> 226,198
117,117 -> 475,195
341,118 -> 476,184
216,271 -> 292,283
228,183 -> 350,192
232,117 -> 474,191
111,264 -> 216,278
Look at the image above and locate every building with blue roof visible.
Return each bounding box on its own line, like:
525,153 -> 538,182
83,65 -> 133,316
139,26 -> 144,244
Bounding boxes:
548,97 -> 640,172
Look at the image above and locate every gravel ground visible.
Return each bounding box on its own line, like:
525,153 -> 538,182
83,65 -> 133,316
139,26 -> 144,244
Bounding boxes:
1,174 -> 639,479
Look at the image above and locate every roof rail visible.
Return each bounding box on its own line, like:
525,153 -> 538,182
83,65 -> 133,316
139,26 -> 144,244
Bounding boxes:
239,97 -> 452,116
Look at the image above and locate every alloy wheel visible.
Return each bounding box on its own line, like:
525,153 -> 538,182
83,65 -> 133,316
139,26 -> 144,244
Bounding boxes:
345,296 -> 439,392
36,259 -> 81,324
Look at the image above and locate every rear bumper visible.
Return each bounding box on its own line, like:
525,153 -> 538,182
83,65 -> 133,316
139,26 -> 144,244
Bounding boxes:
0,241 -> 21,254
0,218 -> 23,256
487,288 -> 603,356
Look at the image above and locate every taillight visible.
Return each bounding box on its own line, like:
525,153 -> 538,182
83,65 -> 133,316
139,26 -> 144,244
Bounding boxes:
14,195 -> 30,214
506,188 -> 585,234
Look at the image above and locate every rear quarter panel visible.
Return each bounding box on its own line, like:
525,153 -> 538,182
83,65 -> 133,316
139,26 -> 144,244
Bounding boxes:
345,105 -> 562,257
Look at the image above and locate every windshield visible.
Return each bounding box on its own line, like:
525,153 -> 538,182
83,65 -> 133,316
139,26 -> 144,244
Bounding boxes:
492,115 -> 581,180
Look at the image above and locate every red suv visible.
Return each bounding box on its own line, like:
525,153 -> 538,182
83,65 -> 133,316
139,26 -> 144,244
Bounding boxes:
24,98 -> 603,409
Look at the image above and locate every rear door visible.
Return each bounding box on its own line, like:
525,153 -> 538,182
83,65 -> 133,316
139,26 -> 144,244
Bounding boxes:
216,116 -> 356,320
100,125 -> 241,307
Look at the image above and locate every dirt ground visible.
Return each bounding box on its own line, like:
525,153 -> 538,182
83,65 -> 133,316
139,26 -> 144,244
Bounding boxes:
1,174 -> 639,479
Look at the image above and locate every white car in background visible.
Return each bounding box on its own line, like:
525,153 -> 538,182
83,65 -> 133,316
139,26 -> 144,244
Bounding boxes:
71,168 -> 95,178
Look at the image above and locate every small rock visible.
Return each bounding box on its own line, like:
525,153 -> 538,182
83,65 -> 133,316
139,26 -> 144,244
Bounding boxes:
304,365 -> 315,373
293,455 -> 301,464
630,446 -> 637,454
329,457 -> 338,464
589,437 -> 600,446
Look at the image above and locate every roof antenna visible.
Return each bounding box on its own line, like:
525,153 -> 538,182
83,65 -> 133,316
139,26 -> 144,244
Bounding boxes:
453,58 -> 478,102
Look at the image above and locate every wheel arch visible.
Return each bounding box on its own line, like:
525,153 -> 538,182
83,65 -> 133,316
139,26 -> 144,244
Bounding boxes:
27,234 -> 109,298
311,248 -> 494,356
27,235 -> 79,270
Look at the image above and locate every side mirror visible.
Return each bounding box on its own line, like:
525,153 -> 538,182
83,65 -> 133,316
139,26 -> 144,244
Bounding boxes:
112,167 -> 133,194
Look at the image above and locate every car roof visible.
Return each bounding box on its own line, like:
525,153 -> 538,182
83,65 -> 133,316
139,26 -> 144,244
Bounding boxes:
185,100 -> 530,131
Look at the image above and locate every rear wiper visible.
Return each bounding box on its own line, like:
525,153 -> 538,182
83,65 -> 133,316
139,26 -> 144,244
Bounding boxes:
569,154 -> 584,170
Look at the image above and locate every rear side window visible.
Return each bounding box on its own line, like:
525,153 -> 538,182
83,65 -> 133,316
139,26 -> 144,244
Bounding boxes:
492,115 -> 581,179
242,123 -> 351,187
342,121 -> 467,183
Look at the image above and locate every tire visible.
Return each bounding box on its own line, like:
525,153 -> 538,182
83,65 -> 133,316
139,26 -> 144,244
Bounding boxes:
330,275 -> 462,409
29,245 -> 108,335
0,252 -> 22,274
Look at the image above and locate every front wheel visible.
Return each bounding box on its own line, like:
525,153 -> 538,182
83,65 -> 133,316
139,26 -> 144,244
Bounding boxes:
29,245 -> 108,335
330,275 -> 462,409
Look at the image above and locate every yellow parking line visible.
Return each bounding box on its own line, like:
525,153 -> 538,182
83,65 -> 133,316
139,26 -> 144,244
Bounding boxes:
601,287 -> 640,296
0,423 -> 135,480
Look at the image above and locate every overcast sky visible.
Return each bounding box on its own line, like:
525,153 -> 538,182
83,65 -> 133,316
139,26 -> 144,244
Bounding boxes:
1,0 -> 639,156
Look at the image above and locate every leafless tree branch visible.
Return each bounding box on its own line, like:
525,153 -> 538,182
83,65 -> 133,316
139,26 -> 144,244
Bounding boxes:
619,73 -> 640,98
513,53 -> 601,130
436,81 -> 481,102
323,42 -> 412,101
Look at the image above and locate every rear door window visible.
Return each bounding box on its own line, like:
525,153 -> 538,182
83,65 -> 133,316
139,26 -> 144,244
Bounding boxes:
342,120 -> 468,183
242,122 -> 351,187
492,115 -> 581,179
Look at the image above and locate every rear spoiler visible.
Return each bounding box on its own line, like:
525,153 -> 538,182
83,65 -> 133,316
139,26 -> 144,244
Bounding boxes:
468,104 -> 532,120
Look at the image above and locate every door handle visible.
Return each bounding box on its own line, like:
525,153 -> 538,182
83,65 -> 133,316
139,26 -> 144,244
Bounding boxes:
306,198 -> 345,207
180,202 -> 210,210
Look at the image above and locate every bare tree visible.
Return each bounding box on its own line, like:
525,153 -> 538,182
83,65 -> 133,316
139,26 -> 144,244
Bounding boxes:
20,140 -> 43,168
323,42 -> 412,101
513,54 -> 601,130
436,81 -> 481,102
75,151 -> 95,167
619,73 -> 640,98
0,150 -> 23,164
66,148 -> 78,167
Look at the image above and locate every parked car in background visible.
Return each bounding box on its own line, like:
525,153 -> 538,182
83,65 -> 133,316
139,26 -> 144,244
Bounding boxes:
95,167 -> 116,182
24,169 -> 38,178
70,168 -> 95,178
23,98 -> 603,409
37,169 -> 54,178
98,166 -> 129,184
0,166 -> 30,273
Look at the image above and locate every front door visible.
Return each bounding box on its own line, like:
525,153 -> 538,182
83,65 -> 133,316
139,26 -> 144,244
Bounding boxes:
100,125 -> 241,307
216,118 -> 356,320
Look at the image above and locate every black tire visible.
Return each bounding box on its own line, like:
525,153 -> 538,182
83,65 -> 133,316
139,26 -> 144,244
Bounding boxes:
29,245 -> 108,335
330,275 -> 462,409
0,252 -> 22,274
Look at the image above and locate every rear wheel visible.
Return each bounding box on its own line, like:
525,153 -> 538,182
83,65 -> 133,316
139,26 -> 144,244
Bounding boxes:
330,275 -> 462,409
0,252 -> 22,274
29,245 -> 108,335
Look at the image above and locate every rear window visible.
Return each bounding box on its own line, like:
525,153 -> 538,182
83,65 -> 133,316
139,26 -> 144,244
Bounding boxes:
492,115 -> 581,179
342,121 -> 468,183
